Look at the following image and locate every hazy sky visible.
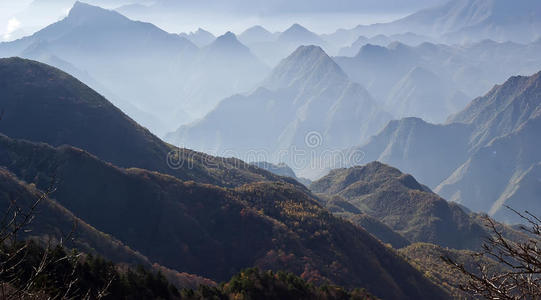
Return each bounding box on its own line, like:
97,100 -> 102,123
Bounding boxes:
0,0 -> 448,40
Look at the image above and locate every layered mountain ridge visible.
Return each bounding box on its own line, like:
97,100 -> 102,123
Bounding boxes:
167,46 -> 392,178
352,70 -> 541,223
0,57 -> 447,299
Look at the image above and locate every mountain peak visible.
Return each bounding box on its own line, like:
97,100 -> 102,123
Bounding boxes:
203,31 -> 253,57
209,31 -> 246,50
243,25 -> 271,35
264,45 -> 347,90
282,23 -> 313,36
196,28 -> 212,35
217,31 -> 237,41
279,24 -> 322,44
239,25 -> 275,44
356,43 -> 389,58
67,1 -> 126,25
449,69 -> 541,128
291,45 -> 326,58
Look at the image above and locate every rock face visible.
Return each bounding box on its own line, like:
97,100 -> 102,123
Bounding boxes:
168,46 -> 391,177
352,71 -> 541,223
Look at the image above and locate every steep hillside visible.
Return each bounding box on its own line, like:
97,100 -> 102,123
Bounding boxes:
0,57 -> 294,188
0,168 -> 148,266
0,167 -> 215,290
0,135 -> 446,299
400,243 -> 503,298
311,162 -> 493,250
448,71 -> 541,150
437,114 -> 541,223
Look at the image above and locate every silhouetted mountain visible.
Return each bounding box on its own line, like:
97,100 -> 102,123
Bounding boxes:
335,40 -> 541,123
245,24 -> 330,67
0,2 -> 275,135
327,0 -> 541,44
179,28 -> 215,47
335,43 -> 420,101
0,58 -> 292,188
350,71 -> 541,223
311,162 -> 499,250
337,33 -> 434,57
278,24 -> 325,45
239,25 -> 276,45
182,32 -> 270,113
0,1 -> 197,134
168,46 -> 392,178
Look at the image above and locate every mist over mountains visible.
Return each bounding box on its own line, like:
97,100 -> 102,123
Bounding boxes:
1,0 -> 541,298
167,45 -> 392,178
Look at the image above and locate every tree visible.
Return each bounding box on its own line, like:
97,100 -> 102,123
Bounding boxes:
0,181 -> 112,299
444,207 -> 541,300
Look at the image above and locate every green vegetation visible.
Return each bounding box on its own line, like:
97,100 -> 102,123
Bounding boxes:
181,268 -> 378,300
399,243 -> 501,298
0,134 -> 445,299
311,162 -> 519,250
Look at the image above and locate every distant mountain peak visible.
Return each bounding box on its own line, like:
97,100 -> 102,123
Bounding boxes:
264,45 -> 347,90
244,25 -> 271,34
67,1 -> 126,25
282,23 -> 313,36
196,28 -> 212,35
239,25 -> 275,44
207,31 -> 249,53
291,45 -> 326,58
356,44 -> 388,57
279,23 -> 322,44
217,31 -> 237,41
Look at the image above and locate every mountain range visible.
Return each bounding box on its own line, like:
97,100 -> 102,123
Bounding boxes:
311,162 -> 524,250
0,57 -> 449,299
352,70 -> 541,223
0,2 -> 270,135
326,0 -> 541,46
167,45 -> 392,178
334,39 -> 541,123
